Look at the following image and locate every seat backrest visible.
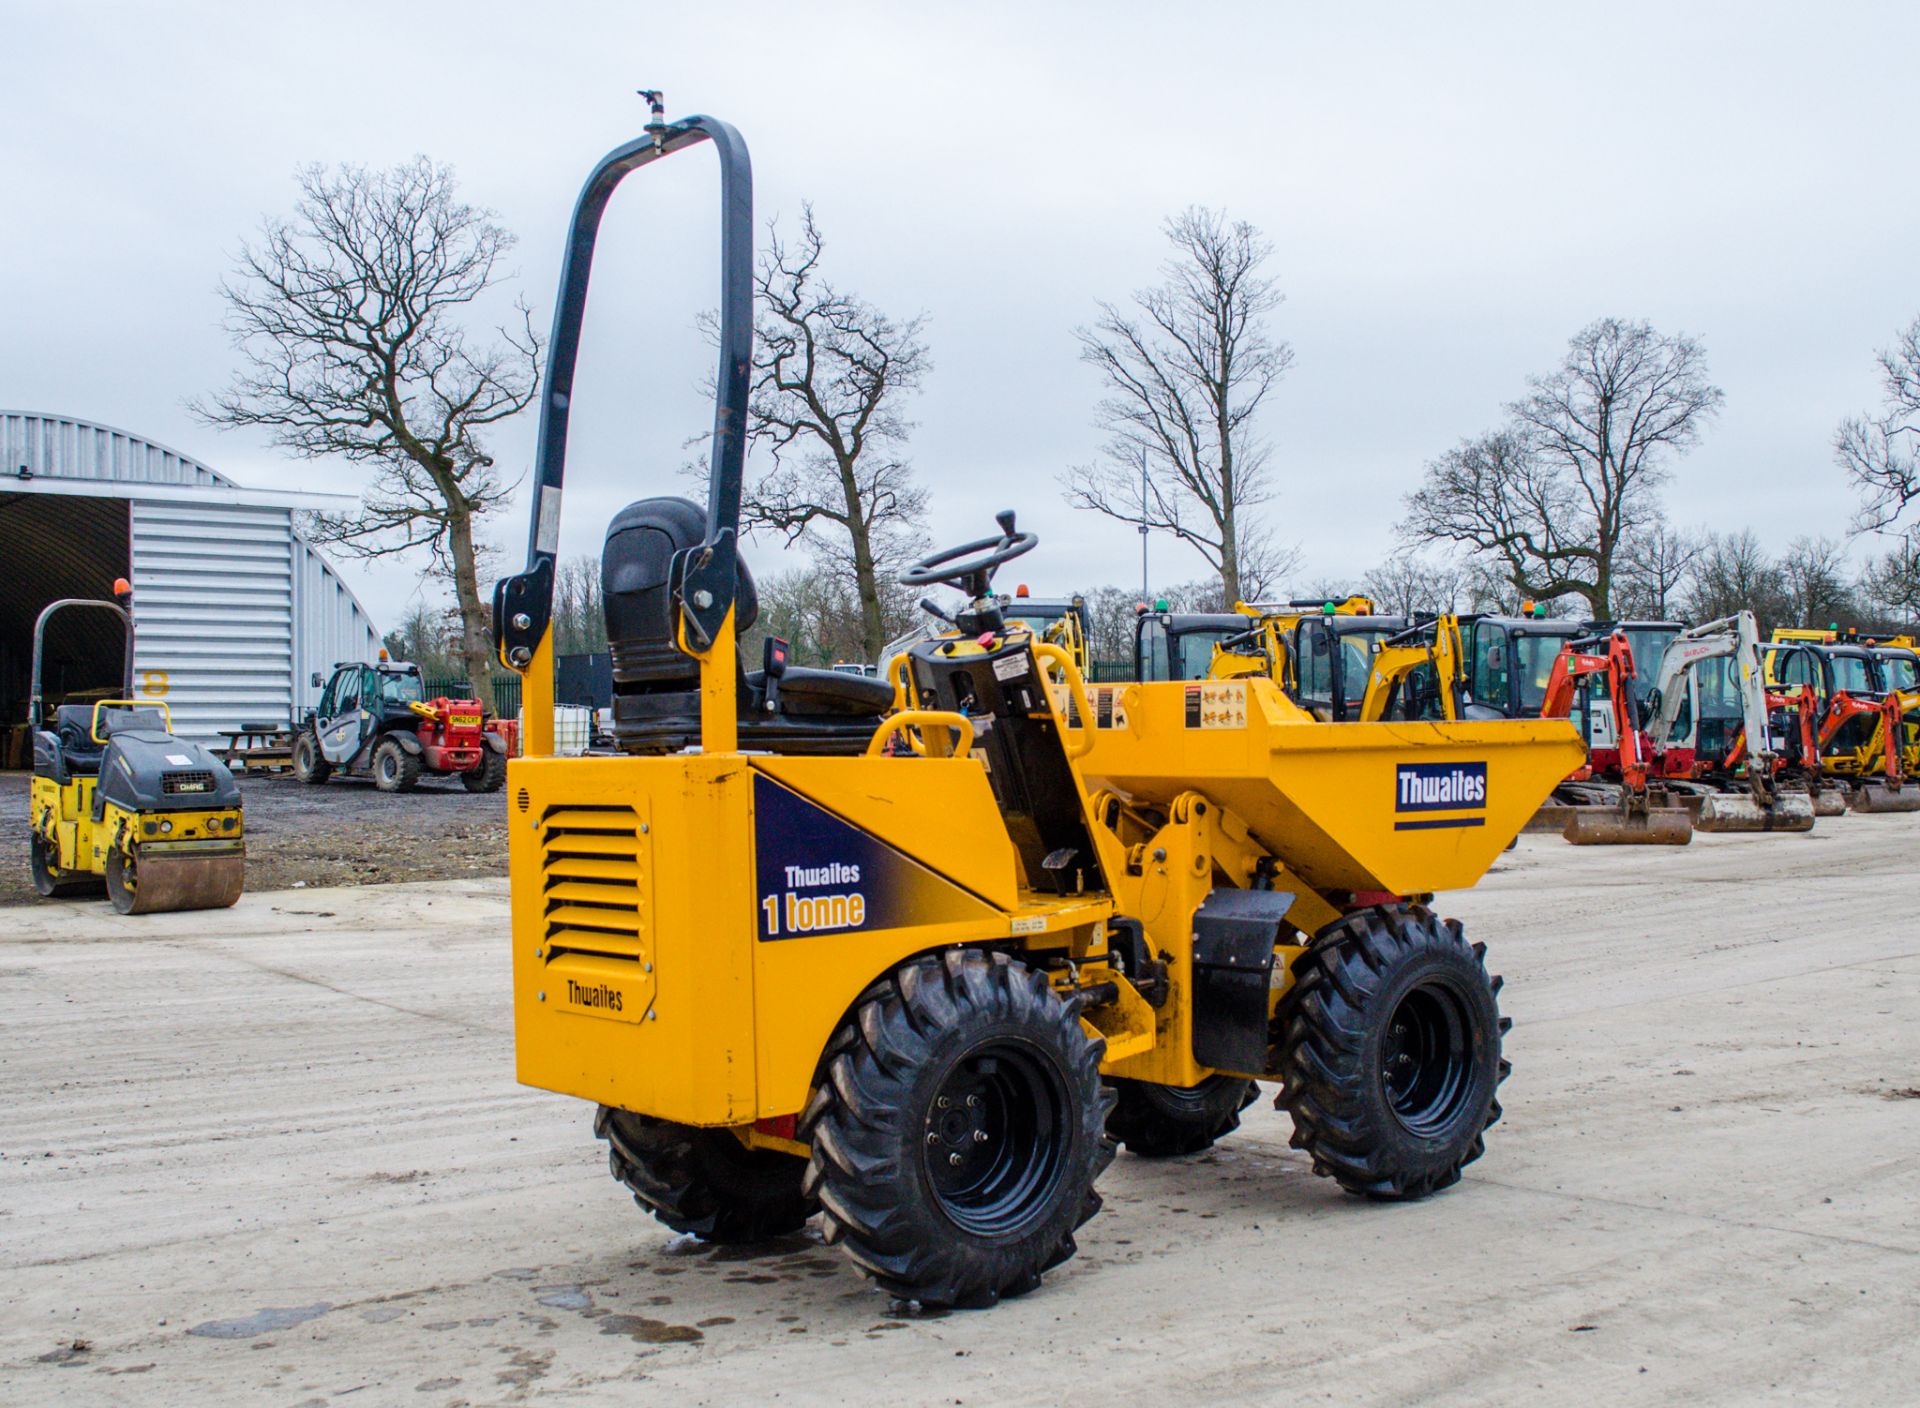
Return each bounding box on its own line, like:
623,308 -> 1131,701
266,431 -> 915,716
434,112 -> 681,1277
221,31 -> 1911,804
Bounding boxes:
54,704 -> 104,758
604,496 -> 759,692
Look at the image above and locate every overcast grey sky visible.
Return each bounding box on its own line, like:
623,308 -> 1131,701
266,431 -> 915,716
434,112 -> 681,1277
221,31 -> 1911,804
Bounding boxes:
5,2 -> 1917,628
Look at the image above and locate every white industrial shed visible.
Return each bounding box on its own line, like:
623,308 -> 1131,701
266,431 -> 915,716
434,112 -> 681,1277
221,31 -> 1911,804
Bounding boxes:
2,411 -> 380,745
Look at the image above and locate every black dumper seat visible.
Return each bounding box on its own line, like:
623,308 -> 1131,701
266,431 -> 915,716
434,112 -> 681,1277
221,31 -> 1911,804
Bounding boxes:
603,496 -> 891,755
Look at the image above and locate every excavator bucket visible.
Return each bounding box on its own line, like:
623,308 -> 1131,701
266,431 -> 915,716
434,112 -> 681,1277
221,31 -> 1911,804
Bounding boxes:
1561,805 -> 1693,846
1694,791 -> 1816,834
112,849 -> 246,915
1848,783 -> 1920,814
1810,787 -> 1849,817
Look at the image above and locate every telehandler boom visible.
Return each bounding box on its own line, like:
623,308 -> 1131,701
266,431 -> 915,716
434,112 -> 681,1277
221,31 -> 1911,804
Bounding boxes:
491,105 -> 1586,1309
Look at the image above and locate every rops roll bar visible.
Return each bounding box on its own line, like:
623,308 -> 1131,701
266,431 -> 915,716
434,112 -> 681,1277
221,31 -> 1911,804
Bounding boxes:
492,99 -> 753,756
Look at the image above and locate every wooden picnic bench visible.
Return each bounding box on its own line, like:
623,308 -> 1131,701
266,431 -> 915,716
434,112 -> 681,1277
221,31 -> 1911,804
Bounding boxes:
214,722 -> 295,775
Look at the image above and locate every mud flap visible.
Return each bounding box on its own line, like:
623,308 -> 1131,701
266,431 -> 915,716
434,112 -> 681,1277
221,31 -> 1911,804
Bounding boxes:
1190,887 -> 1294,1074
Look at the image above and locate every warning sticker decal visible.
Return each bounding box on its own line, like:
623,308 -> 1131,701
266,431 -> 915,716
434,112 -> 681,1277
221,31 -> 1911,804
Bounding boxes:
1183,681 -> 1247,729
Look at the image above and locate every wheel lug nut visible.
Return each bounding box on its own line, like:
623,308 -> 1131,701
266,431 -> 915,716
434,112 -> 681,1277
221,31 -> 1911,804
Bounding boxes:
965,1094 -> 980,1108
927,1131 -> 941,1145
936,1096 -> 951,1109
948,1152 -> 963,1166
972,1130 -> 989,1143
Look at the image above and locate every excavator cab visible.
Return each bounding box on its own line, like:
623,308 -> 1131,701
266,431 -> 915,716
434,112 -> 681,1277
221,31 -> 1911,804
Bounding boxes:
1289,613 -> 1410,720
1461,614 -> 1583,720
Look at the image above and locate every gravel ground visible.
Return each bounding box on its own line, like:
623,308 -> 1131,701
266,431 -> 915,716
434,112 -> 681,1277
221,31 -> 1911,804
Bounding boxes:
0,770 -> 507,905
1,820 -> 1916,1405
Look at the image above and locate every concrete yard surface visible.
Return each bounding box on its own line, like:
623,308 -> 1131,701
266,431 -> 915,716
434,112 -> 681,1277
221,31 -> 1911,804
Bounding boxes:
2,821 -> 1917,1406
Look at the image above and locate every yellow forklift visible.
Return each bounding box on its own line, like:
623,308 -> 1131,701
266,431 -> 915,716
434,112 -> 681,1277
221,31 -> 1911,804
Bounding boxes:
27,584 -> 245,914
491,104 -> 1586,1308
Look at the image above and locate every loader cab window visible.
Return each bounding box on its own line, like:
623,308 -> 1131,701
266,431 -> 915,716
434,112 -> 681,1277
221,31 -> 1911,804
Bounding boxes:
1137,617 -> 1171,682
1514,629 -> 1578,714
1830,652 -> 1875,695
325,670 -> 360,718
1295,621 -> 1335,714
1136,615 -> 1244,682
1877,652 -> 1920,691
1772,648 -> 1822,697
1470,623 -> 1513,714
1299,621 -> 1402,717
378,670 -> 425,707
1622,624 -> 1680,710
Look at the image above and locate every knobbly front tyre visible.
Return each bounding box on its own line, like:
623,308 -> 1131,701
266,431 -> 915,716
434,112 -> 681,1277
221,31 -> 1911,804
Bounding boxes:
291,731 -> 331,785
372,738 -> 421,793
1104,1075 -> 1257,1157
595,1108 -> 816,1242
800,950 -> 1113,1309
1277,904 -> 1508,1200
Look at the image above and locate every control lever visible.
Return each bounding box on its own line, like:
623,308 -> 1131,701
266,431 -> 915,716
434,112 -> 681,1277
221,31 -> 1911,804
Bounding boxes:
920,597 -> 957,627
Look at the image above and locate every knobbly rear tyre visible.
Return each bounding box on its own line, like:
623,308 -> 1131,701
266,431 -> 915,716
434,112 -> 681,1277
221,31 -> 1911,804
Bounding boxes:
595,1108 -> 816,1243
463,748 -> 507,793
1277,904 -> 1508,1200
800,950 -> 1113,1308
1105,1075 -> 1257,1157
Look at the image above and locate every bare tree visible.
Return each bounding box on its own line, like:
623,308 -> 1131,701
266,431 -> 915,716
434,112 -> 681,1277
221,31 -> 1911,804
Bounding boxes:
1362,550 -> 1467,617
1859,535 -> 1920,631
553,554 -> 607,656
744,559 -> 919,670
1403,318 -> 1723,617
1613,522 -> 1703,620
196,158 -> 539,698
1777,535 -> 1858,630
1837,315 -> 1920,531
1067,207 -> 1294,603
722,206 -> 929,661
1683,530 -> 1787,629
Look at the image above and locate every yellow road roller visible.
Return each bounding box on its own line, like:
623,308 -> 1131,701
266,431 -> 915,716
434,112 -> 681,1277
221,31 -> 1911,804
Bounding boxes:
491,106 -> 1586,1308
27,586 -> 245,914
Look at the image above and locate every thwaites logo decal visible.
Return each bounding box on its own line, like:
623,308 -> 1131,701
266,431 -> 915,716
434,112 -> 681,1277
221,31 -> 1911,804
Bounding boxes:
752,773 -> 995,940
1394,762 -> 1488,831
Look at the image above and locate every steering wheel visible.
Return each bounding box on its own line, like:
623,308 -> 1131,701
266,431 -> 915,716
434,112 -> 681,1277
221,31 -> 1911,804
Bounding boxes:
900,509 -> 1038,594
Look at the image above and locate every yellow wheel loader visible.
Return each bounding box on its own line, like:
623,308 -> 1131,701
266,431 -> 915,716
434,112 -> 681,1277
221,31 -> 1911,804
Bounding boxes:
491,106 -> 1587,1309
27,586 -> 245,914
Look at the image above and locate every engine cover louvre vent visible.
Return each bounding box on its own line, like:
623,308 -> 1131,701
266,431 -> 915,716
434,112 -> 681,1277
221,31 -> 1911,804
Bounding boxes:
540,805 -> 650,964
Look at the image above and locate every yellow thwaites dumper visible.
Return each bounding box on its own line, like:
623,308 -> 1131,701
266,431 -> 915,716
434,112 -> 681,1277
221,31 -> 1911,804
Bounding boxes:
493,108 -> 1587,1309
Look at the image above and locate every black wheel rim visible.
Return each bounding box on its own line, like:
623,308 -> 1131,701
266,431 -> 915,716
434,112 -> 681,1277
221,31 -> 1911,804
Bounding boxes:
922,1041 -> 1071,1238
1381,981 -> 1474,1138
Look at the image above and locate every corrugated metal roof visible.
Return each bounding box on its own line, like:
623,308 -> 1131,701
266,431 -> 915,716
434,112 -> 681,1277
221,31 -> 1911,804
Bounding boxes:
0,411 -> 229,489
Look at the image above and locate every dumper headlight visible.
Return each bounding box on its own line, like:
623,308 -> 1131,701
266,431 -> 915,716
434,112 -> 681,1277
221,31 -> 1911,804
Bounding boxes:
159,819 -> 173,834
